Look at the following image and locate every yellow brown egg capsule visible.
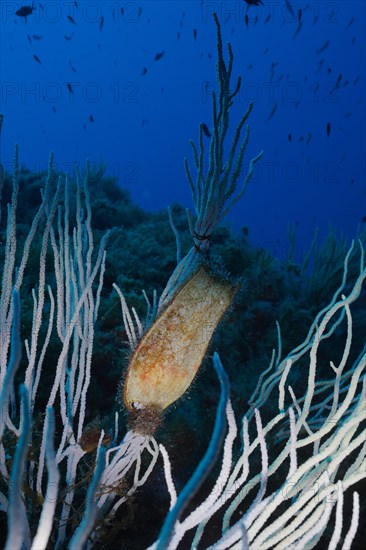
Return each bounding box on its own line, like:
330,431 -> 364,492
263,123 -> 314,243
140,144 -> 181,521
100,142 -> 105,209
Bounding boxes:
124,267 -> 237,433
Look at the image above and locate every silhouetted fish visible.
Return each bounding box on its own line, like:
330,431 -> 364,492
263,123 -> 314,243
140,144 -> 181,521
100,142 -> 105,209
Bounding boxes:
33,54 -> 42,64
141,67 -> 147,75
202,124 -> 211,138
326,122 -> 331,137
267,103 -> 278,121
316,40 -> 329,54
67,15 -> 76,24
155,51 -> 165,61
330,73 -> 342,95
243,0 -> 263,5
15,2 -> 35,18
293,19 -> 303,38
285,0 -> 295,17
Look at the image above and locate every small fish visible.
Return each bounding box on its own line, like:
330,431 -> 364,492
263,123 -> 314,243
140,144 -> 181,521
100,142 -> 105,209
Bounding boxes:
264,14 -> 271,24
67,83 -> 74,94
89,115 -> 94,123
154,51 -> 165,61
298,9 -> 302,22
285,0 -> 295,17
201,123 -> 211,138
193,28 -> 197,40
99,16 -> 104,30
32,34 -> 42,40
33,54 -> 42,64
138,7 -> 142,17
15,2 -> 35,18
245,14 -> 249,28
316,59 -> 325,73
328,8 -> 336,21
335,73 -> 342,86
68,58 -> 77,72
243,0 -> 263,5
293,21 -> 303,38
141,67 -> 147,75
27,34 -> 32,43
269,61 -> 279,81
288,134 -> 292,142
346,16 -> 355,28
316,40 -> 330,54
326,122 -> 331,137
67,15 -> 76,24
306,133 -> 312,145
267,103 -> 278,121
52,106 -> 57,113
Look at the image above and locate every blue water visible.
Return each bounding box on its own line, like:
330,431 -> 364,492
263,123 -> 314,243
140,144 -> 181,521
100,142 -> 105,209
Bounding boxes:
1,0 -> 365,261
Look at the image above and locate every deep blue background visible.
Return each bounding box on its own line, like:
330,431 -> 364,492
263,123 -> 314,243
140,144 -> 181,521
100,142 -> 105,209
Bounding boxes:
1,0 -> 365,262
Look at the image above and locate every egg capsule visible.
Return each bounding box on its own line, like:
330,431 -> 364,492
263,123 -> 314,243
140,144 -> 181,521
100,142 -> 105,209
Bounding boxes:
124,267 -> 237,432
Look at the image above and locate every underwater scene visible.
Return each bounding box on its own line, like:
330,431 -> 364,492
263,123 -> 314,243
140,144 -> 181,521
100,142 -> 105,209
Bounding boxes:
0,1 -> 365,549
